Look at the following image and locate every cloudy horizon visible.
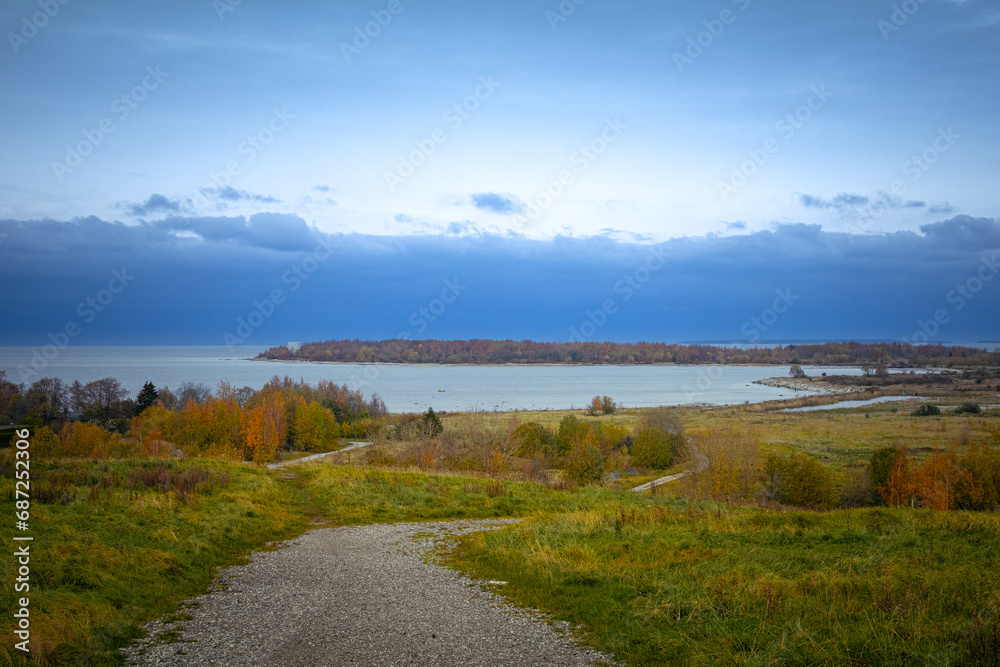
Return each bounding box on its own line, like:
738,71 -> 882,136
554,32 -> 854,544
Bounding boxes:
1,0 -> 998,346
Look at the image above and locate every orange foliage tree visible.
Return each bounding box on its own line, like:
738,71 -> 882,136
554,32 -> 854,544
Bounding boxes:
241,392 -> 286,463
880,447 -> 914,507
911,449 -> 982,510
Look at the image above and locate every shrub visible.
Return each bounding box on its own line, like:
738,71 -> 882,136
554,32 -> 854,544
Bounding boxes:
912,404 -> 942,416
588,396 -> 603,416
762,453 -> 837,509
512,422 -> 558,458
630,429 -> 681,469
565,431 -> 605,486
558,415 -> 590,454
954,402 -> 981,415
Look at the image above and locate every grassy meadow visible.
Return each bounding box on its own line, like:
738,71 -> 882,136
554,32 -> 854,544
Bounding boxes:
2,376 -> 999,666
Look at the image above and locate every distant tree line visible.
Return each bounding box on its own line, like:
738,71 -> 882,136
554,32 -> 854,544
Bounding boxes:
258,339 -> 999,367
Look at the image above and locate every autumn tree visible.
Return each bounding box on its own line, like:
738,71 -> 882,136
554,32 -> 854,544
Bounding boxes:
241,392 -> 286,463
958,443 -> 1000,510
880,447 -> 914,507
292,400 -> 338,452
911,449 -> 981,511
869,446 -> 901,506
588,396 -> 603,416
205,397 -> 243,458
58,421 -> 123,459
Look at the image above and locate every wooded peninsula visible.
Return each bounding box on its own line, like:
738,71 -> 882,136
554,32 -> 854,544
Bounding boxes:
258,338 -> 1000,367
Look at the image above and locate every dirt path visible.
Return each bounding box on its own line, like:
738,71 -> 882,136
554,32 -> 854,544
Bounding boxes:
121,520 -> 616,667
631,447 -> 709,493
265,441 -> 371,470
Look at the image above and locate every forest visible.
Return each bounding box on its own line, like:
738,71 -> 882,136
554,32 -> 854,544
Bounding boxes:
258,338 -> 1000,367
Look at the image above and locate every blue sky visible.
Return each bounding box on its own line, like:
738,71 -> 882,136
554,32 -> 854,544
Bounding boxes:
1,0 -> 999,345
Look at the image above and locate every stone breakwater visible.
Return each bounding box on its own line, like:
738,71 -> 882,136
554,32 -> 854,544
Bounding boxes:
753,377 -> 862,395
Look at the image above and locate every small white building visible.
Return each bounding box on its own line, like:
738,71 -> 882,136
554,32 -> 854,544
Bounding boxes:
288,342 -> 302,354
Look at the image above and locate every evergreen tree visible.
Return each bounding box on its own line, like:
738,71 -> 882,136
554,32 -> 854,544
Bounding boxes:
136,382 -> 158,414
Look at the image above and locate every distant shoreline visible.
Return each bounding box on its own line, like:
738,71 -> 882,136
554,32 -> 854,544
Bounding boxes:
248,358 -> 944,371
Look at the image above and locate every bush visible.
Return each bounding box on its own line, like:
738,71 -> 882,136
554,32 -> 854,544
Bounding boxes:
557,415 -> 589,454
762,453 -> 837,508
630,429 -> 681,469
912,404 -> 942,417
954,402 -> 981,415
564,432 -> 605,486
512,422 -> 558,458
587,395 -> 617,416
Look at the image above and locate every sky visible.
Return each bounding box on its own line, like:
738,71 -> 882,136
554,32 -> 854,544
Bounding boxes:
1,0 -> 999,347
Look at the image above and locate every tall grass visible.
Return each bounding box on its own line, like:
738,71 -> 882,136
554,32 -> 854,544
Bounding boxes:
0,457 -> 308,665
293,463 -> 665,525
448,504 -> 1000,666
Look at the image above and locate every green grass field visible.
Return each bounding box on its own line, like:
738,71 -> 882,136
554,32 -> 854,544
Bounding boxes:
3,397 -> 999,666
448,504 -> 1000,666
1,460 -> 308,665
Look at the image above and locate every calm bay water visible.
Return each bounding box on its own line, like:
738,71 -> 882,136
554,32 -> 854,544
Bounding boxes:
0,346 -> 873,412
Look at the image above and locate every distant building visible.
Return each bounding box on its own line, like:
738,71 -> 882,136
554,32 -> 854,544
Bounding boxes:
288,342 -> 301,354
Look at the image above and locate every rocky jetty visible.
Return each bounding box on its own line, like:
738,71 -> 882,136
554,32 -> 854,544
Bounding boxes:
753,377 -> 862,395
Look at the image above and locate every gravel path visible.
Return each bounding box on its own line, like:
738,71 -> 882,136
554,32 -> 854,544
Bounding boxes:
121,520 -> 616,666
